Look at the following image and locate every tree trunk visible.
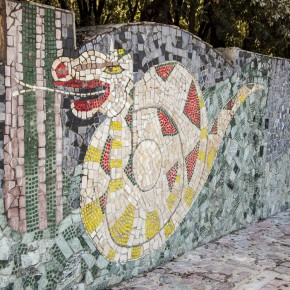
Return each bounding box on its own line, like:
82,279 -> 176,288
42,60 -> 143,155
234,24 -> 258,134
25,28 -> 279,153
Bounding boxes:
128,0 -> 139,22
173,0 -> 183,26
77,0 -> 90,27
197,0 -> 211,39
94,0 -> 106,25
210,22 -> 225,47
198,0 -> 225,47
242,22 -> 254,52
89,0 -> 93,22
188,0 -> 199,34
58,0 -> 69,10
140,0 -> 173,24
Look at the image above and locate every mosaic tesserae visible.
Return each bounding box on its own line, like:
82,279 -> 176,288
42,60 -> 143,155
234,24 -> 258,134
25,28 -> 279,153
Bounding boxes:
0,1 -> 289,289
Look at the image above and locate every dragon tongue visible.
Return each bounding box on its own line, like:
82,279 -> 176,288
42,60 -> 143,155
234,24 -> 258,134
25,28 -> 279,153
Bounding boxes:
74,94 -> 109,111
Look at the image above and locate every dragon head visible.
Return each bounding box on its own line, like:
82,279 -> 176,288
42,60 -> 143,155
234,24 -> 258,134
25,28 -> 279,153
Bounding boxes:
51,48 -> 133,118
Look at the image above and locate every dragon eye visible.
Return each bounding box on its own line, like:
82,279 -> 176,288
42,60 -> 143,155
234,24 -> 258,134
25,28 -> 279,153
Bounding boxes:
104,65 -> 123,74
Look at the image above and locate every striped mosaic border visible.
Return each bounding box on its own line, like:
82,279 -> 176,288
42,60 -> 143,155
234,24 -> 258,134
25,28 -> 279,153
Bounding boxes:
4,1 -> 74,233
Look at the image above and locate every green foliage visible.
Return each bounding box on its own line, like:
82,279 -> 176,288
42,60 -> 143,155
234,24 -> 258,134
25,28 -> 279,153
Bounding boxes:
23,0 -> 289,58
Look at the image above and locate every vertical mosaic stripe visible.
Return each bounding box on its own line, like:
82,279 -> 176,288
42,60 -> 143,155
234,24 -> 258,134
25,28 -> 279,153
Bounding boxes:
55,10 -> 64,224
44,8 -> 59,228
35,6 -> 47,231
4,2 -> 71,233
55,9 -> 72,220
4,1 -> 25,232
55,93 -> 63,225
22,3 -> 39,232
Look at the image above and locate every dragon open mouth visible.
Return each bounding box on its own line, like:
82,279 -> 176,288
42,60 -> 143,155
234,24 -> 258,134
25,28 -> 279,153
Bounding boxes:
54,79 -> 110,112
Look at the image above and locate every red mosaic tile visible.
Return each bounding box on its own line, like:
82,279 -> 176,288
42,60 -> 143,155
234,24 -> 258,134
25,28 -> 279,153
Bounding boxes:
125,106 -> 133,129
211,119 -> 218,134
155,63 -> 176,81
166,162 -> 178,192
100,194 -> 107,214
225,99 -> 235,110
183,81 -> 200,128
157,108 -> 178,136
100,136 -> 112,175
124,154 -> 137,185
55,62 -> 69,79
185,143 -> 199,183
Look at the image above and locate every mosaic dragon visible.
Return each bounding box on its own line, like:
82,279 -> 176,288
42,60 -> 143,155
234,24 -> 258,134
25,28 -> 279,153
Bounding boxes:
17,47 -> 264,262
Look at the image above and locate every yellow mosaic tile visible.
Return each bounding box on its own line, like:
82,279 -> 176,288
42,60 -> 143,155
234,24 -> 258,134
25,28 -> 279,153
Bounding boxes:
35,29 -> 270,266
166,193 -> 177,211
112,66 -> 122,73
145,211 -> 160,240
107,249 -> 116,261
110,159 -> 122,168
108,179 -> 124,194
184,187 -> 195,207
81,200 -> 104,235
84,145 -> 102,163
112,140 -> 122,149
110,203 -> 135,246
131,246 -> 141,259
239,95 -> 246,103
207,147 -> 217,171
200,128 -> 208,139
164,219 -> 175,238
110,121 -> 122,131
199,96 -> 205,108
198,150 -> 206,162
118,48 -> 125,55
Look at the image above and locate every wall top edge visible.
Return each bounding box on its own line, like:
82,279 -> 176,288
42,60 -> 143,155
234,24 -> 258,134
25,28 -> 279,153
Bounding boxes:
5,0 -> 75,14
76,22 -> 234,66
76,22 -> 290,63
3,0 -> 289,63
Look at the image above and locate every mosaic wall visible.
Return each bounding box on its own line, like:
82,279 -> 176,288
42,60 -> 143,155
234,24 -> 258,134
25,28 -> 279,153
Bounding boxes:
0,1 -> 289,288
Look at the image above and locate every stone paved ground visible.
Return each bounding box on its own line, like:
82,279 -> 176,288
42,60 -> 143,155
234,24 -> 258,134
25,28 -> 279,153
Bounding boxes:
111,210 -> 290,290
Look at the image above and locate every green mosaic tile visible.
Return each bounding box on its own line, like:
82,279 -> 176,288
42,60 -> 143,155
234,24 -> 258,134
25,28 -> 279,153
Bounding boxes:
22,3 -> 39,232
44,8 -> 58,230
63,225 -> 77,241
1,4 -> 289,288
